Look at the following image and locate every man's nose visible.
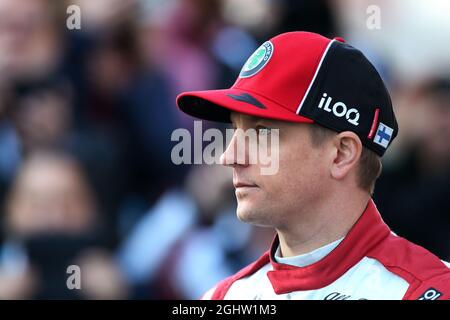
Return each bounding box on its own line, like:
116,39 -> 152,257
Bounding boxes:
220,130 -> 249,167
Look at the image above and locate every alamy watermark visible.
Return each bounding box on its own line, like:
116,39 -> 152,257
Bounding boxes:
66,264 -> 81,290
66,5 -> 81,30
366,5 -> 381,30
171,121 -> 280,175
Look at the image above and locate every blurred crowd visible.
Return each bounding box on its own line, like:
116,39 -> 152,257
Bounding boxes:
0,0 -> 448,299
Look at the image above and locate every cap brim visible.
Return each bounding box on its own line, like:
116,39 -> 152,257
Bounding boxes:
176,88 -> 314,124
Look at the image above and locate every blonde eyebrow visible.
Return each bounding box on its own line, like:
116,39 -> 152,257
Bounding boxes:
231,113 -> 272,129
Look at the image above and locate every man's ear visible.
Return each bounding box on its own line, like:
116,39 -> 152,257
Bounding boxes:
330,131 -> 362,181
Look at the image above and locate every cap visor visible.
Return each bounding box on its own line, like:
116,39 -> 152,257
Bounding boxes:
176,88 -> 313,124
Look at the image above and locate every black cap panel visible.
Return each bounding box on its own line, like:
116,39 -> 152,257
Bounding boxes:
297,40 -> 398,156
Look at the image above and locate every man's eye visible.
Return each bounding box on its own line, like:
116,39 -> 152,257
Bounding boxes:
257,126 -> 271,135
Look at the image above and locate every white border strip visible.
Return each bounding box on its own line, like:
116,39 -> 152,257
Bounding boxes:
296,39 -> 336,114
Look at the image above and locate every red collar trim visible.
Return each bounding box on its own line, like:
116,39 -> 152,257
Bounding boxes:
267,199 -> 391,294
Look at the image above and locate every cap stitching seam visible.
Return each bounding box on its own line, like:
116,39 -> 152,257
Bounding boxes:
296,39 -> 336,114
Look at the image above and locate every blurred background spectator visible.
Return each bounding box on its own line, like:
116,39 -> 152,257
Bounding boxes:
0,0 -> 448,299
0,150 -> 128,299
374,77 -> 450,260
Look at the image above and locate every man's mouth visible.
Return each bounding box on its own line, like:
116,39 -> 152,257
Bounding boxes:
233,181 -> 258,189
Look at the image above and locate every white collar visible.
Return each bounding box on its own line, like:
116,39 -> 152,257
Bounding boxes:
274,237 -> 344,267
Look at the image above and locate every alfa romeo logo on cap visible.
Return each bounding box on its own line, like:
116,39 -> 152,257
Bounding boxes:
239,41 -> 274,78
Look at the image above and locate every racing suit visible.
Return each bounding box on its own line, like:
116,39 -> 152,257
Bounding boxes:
202,199 -> 450,300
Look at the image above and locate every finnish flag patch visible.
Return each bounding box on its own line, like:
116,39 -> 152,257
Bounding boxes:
373,122 -> 393,148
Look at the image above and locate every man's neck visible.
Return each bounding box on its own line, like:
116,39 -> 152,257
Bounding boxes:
276,192 -> 370,258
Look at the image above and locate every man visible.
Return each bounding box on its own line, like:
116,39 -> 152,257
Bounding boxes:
176,32 -> 450,300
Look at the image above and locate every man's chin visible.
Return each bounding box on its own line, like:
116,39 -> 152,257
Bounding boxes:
236,205 -> 270,227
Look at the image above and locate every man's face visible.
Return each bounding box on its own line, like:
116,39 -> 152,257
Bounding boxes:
221,112 -> 332,228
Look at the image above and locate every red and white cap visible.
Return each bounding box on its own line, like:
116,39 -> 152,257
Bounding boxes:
176,31 -> 398,156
